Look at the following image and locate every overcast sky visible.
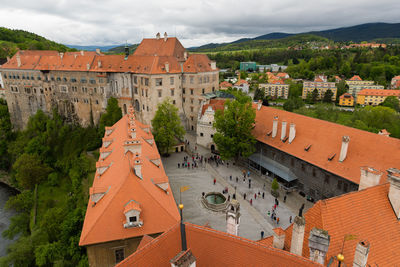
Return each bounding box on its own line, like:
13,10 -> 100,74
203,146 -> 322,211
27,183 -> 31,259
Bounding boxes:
0,0 -> 399,47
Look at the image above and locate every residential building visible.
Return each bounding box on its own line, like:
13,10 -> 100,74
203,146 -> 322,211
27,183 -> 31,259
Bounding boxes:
257,64 -> 288,72
391,75 -> 400,89
346,75 -> 384,97
338,93 -> 354,106
302,77 -> 337,101
219,81 -> 232,90
250,103 -> 400,200
117,222 -> 319,267
276,72 -> 289,79
356,89 -> 400,106
239,62 -> 257,72
259,168 -> 400,266
79,107 -> 180,266
342,43 -> 387,49
259,79 -> 289,99
0,33 -> 219,130
233,79 -> 249,93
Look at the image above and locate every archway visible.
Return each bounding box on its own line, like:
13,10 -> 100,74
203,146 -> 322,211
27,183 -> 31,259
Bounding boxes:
211,144 -> 215,151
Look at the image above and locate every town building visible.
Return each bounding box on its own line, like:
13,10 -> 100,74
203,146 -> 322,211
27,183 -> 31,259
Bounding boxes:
0,33 -> 219,130
249,103 -> 400,201
79,107 -> 180,266
338,93 -> 354,106
239,62 -> 257,72
219,81 -> 232,90
356,89 -> 400,106
302,77 -> 337,101
342,43 -> 387,49
259,168 -> 400,266
257,64 -> 288,72
117,222 -> 319,266
233,79 -> 249,93
346,75 -> 384,97
391,75 -> 400,89
259,79 -> 289,99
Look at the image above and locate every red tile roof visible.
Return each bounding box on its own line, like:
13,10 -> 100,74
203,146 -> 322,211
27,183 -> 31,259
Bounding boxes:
79,109 -> 180,246
133,37 -> 185,60
235,79 -> 248,86
219,81 -> 232,88
279,183 -> 400,266
117,222 -> 320,266
270,79 -> 285,85
349,75 -> 362,81
358,89 -> 400,97
252,105 -> 400,185
339,93 -> 354,99
201,99 -> 225,116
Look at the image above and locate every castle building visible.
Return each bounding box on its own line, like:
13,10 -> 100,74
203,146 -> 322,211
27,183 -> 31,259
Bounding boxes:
79,107 -> 180,266
0,33 -> 219,130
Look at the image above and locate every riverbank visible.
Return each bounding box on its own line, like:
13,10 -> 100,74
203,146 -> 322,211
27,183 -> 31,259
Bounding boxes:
0,171 -> 19,193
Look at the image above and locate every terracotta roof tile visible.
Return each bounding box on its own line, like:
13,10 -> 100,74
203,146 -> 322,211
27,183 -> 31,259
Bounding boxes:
349,75 -> 362,81
252,105 -> 400,185
339,93 -> 354,99
201,99 -> 225,116
136,235 -> 154,251
219,81 -> 232,87
358,89 -> 400,96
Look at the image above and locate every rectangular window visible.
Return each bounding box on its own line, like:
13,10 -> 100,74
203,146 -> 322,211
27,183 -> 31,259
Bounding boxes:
90,79 -> 96,84
81,78 -> 87,83
337,180 -> 342,190
141,77 -> 143,85
171,89 -> 174,96
191,116 -> 194,121
202,88 -> 205,94
60,85 -> 68,93
155,78 -> 163,86
133,76 -> 137,84
190,99 -> 193,104
200,133 -> 204,137
190,106 -> 194,112
170,77 -> 174,85
190,89 -> 194,95
183,97 -> 185,103
182,76 -> 186,83
145,78 -> 149,86
115,249 -> 125,264
158,90 -> 162,97
141,89 -> 144,97
134,87 -> 138,94
190,76 -> 194,84
145,90 -> 148,97
129,216 -> 137,222
71,78 -> 77,82
172,100 -> 176,105
183,88 -> 186,94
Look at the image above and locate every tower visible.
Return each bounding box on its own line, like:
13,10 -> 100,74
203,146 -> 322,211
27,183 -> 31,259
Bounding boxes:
226,200 -> 240,235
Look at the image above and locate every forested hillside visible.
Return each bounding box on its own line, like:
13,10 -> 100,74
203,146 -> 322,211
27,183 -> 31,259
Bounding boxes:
0,27 -> 73,58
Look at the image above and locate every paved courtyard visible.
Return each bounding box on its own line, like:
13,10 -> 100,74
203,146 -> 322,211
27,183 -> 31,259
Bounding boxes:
163,146 -> 313,241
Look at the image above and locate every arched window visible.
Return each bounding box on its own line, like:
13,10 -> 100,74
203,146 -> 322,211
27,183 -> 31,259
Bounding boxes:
135,100 -> 140,112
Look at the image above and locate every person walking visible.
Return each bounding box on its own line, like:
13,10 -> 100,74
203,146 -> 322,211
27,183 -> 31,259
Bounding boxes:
228,195 -> 231,201
277,217 -> 280,225
213,178 -> 216,185
289,216 -> 292,224
254,193 -> 257,199
250,199 -> 253,205
262,192 -> 265,199
284,194 -> 287,203
230,175 -> 232,181
236,177 -> 238,183
244,193 -> 246,200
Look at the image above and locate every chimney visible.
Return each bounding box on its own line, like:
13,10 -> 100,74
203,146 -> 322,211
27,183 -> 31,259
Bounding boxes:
164,32 -> 168,41
96,48 -> 100,55
80,50 -> 84,56
6,56 -> 10,62
226,200 -> 240,236
86,63 -> 90,70
124,45 -> 129,59
387,168 -> 400,219
170,249 -> 196,267
59,52 -> 64,59
339,136 -> 350,162
290,216 -> 306,256
353,240 -> 370,267
281,121 -> 287,140
272,116 -> 278,138
184,51 -> 188,60
98,60 -> 102,68
358,167 -> 382,191
16,54 -> 21,67
272,228 -> 285,249
257,100 -> 262,110
165,62 -> 170,73
308,228 -> 330,265
156,32 -> 160,39
211,61 -> 216,70
289,123 -> 296,143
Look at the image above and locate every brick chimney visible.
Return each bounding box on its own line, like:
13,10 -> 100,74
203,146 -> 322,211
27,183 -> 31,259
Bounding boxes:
289,123 -> 296,144
16,54 -> 21,67
387,168 -> 400,219
164,32 -> 168,41
308,228 -> 330,265
60,52 -> 64,59
184,51 -> 188,60
281,121 -> 287,140
272,116 -> 278,138
272,228 -> 285,249
290,216 -> 306,256
353,240 -> 370,267
165,62 -> 170,73
86,63 -> 90,70
98,60 -> 102,68
358,167 -> 382,191
339,136 -> 350,162
257,100 -> 262,110
156,32 -> 160,39
80,50 -> 84,56
96,48 -> 101,55
170,249 -> 196,267
211,61 -> 216,70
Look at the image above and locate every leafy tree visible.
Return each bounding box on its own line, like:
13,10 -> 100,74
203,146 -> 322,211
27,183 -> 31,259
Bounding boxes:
213,98 -> 256,160
253,88 -> 265,101
336,80 -> 349,102
271,178 -> 279,197
323,89 -> 334,103
292,57 -> 299,64
380,96 -> 400,112
311,89 -> 319,103
0,99 -> 13,170
13,153 -> 52,189
99,97 -> 122,136
152,99 -> 185,155
283,97 -> 305,112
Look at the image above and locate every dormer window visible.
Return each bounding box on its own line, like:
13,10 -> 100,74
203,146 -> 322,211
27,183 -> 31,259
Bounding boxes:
123,200 -> 143,228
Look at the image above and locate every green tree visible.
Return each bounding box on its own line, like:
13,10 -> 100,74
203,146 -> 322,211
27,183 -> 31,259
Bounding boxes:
0,99 -> 13,170
336,80 -> 349,102
213,98 -> 256,160
152,99 -> 185,155
311,89 -> 319,103
271,178 -> 279,197
283,97 -> 305,112
253,88 -> 265,101
99,97 -> 122,136
13,153 -> 52,189
380,96 -> 400,112
323,89 -> 334,103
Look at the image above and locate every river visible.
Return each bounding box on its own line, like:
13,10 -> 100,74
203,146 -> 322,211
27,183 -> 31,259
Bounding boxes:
0,183 -> 17,257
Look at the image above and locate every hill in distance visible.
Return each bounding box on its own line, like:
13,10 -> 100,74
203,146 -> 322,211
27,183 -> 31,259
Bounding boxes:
65,44 -> 127,52
0,27 -> 73,58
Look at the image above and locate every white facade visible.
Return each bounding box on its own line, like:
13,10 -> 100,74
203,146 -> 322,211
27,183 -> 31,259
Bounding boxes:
196,103 -> 217,150
233,83 -> 249,94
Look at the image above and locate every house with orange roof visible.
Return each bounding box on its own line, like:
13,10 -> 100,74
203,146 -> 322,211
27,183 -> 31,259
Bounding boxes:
276,72 -> 290,79
259,79 -> 289,99
250,103 -> 400,200
117,221 -> 320,267
219,81 -> 232,90
79,106 -> 180,266
391,75 -> 400,89
233,79 -> 249,93
0,33 -> 219,130
346,75 -> 383,97
334,75 -> 342,83
338,93 -> 354,106
302,76 -> 337,101
356,89 -> 400,106
259,167 -> 400,266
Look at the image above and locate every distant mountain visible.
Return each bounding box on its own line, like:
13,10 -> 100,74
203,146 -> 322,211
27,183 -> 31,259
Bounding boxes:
190,22 -> 400,52
107,44 -> 139,54
65,44 -> 125,52
0,27 -> 72,58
